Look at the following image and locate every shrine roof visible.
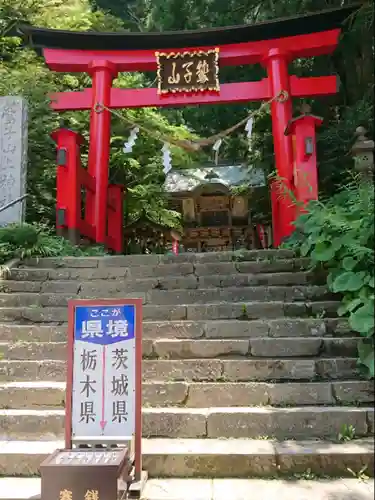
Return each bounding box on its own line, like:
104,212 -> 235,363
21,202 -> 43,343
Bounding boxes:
165,165 -> 265,194
12,5 -> 359,51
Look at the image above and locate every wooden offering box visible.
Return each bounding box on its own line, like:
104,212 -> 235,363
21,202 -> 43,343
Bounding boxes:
40,448 -> 131,500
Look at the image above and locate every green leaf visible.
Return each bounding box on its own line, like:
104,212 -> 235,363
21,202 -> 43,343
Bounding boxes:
357,339 -> 375,378
300,240 -> 313,257
312,242 -> 336,262
331,237 -> 345,252
327,268 -> 343,289
342,256 -> 357,271
337,298 -> 363,316
358,286 -> 372,301
369,277 -> 375,289
332,271 -> 365,293
349,301 -> 375,335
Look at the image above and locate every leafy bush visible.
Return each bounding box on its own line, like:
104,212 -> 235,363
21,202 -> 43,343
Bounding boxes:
0,223 -> 107,266
284,180 -> 374,378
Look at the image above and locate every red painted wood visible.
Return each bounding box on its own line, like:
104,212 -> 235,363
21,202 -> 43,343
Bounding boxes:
87,61 -> 117,245
65,301 -> 75,448
80,166 -> 96,194
50,81 -> 269,110
52,127 -> 123,252
287,114 -> 323,210
134,299 -> 143,481
290,75 -> 338,97
50,75 -> 337,111
270,181 -> 280,248
52,129 -> 83,231
106,184 -> 124,253
78,219 -> 96,241
265,49 -> 296,243
43,29 -> 340,72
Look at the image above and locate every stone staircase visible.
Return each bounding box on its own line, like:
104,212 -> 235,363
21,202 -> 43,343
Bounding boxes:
0,249 -> 373,499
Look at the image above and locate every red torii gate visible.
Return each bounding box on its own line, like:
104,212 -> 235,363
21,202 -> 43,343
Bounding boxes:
15,5 -> 358,252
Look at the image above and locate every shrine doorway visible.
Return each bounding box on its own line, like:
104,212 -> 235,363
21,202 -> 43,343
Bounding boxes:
186,182 -> 234,253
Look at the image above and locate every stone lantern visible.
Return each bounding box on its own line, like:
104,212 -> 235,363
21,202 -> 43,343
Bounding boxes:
351,126 -> 374,181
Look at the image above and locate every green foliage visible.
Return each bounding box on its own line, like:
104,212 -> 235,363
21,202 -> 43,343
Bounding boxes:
0,224 -> 106,265
284,181 -> 375,378
0,224 -> 38,247
338,424 -> 356,442
0,0 -> 194,230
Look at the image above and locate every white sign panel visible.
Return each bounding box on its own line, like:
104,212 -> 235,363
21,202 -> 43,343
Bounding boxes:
71,304 -> 136,441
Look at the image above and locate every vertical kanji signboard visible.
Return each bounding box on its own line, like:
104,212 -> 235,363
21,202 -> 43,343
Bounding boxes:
65,299 -> 142,479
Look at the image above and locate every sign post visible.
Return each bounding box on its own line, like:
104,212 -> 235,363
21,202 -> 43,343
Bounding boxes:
64,298 -> 144,494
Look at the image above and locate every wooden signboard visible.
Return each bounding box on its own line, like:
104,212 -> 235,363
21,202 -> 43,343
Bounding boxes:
156,48 -> 220,94
40,448 -> 130,500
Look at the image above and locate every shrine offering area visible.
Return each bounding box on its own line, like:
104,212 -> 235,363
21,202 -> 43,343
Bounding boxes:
0,250 -> 373,499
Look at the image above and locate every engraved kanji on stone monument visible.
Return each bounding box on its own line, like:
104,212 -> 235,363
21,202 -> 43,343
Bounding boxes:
0,96 -> 28,226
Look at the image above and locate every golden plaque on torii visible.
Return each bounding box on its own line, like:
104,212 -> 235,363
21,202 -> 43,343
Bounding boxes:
156,48 -> 220,94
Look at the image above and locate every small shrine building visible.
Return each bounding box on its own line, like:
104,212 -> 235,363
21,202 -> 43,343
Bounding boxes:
164,165 -> 269,251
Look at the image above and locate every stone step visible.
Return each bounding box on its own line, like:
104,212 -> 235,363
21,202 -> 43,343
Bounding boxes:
0,318 -> 355,343
11,257 -> 310,281
0,271 -> 321,295
0,407 -> 373,440
0,286 -> 335,308
146,286 -> 333,305
0,382 -> 66,408
0,438 -> 373,478
0,357 -> 360,382
20,250 -> 296,268
0,478 -> 373,500
0,337 -> 359,362
150,337 -> 357,359
0,478 -> 42,500
141,478 -> 375,500
1,380 -> 373,409
0,301 -> 340,323
143,357 -> 361,382
2,286 -> 335,306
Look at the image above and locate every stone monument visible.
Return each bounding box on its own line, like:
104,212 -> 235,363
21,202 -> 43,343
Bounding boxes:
0,96 -> 28,226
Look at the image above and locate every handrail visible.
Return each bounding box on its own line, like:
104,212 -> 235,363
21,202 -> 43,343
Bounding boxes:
0,194 -> 28,214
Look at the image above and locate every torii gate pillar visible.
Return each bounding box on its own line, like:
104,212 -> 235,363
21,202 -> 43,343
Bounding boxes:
87,61 -> 118,245
264,49 -> 296,246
